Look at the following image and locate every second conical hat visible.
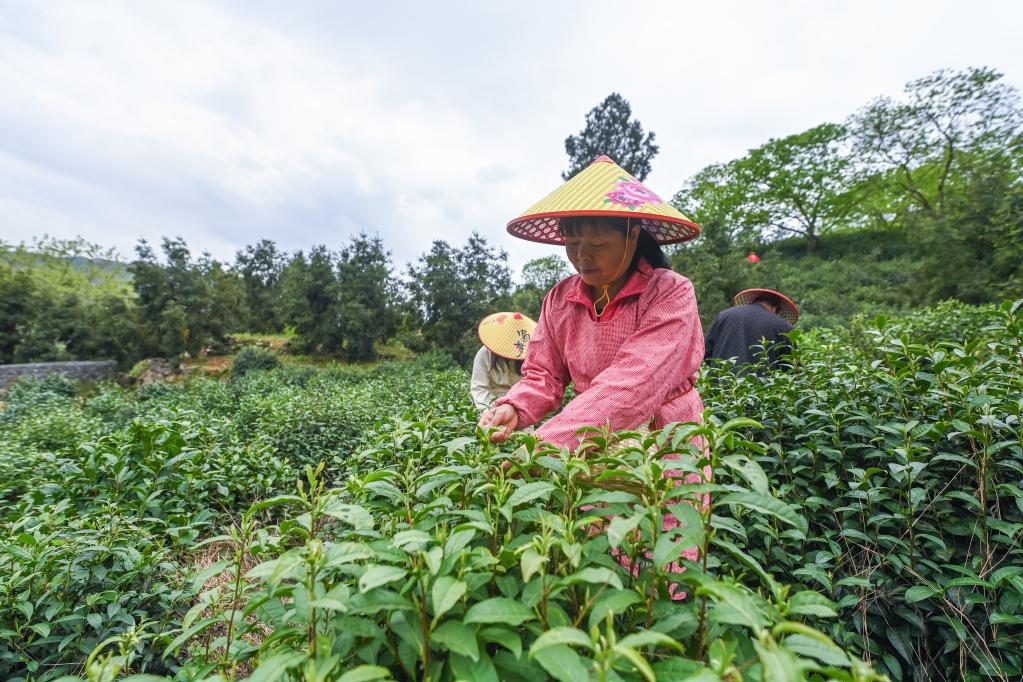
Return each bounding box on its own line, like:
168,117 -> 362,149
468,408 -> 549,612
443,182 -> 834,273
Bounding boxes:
507,155 -> 701,245
478,312 -> 536,360
732,288 -> 800,325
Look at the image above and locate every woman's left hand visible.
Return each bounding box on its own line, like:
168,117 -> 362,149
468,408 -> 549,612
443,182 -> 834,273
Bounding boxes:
478,404 -> 519,442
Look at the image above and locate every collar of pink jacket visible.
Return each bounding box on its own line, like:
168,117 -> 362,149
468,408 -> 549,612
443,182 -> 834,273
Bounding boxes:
564,257 -> 654,322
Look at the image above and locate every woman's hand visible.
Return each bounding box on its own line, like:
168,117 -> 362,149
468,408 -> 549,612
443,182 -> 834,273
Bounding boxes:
478,404 -> 519,442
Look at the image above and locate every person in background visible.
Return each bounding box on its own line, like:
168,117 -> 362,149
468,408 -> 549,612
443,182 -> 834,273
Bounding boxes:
704,288 -> 799,370
470,312 -> 536,412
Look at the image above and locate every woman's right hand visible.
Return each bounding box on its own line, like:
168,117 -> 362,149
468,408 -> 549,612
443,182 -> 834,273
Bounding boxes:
478,404 -> 519,442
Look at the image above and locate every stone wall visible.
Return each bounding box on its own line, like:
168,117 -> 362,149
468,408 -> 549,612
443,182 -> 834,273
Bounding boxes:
0,361 -> 117,389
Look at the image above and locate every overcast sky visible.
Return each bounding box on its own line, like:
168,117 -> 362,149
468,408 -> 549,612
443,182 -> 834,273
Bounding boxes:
2,1 -> 1021,276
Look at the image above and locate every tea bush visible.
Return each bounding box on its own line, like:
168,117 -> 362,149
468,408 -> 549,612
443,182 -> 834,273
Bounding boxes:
699,299 -> 1023,680
231,347 -> 280,380
0,299 -> 1019,681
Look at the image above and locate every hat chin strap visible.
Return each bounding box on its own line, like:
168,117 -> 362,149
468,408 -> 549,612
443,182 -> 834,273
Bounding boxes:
593,219 -> 634,319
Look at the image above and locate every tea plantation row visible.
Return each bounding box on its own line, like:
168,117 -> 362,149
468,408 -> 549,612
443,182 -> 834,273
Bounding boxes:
0,300 -> 1020,681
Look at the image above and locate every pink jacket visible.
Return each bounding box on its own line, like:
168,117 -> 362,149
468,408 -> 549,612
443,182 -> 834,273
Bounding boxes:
496,258 -> 705,448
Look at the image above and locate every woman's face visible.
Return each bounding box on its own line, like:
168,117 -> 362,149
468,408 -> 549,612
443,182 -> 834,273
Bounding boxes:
563,221 -> 638,288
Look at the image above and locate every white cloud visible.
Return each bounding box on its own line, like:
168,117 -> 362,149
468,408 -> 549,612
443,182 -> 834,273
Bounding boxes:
1,0 -> 1021,276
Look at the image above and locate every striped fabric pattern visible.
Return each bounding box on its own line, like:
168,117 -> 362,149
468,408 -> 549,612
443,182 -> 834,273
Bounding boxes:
507,156 -> 701,245
495,258 -> 705,449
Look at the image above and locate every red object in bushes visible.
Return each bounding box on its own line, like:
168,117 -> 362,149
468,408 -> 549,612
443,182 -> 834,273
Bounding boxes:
746,252 -> 761,263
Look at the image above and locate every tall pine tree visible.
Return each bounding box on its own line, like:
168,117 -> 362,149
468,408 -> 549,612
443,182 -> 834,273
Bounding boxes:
563,93 -> 659,180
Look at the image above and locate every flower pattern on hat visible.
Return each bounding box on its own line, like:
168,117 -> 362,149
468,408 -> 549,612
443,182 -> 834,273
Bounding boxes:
604,176 -> 662,210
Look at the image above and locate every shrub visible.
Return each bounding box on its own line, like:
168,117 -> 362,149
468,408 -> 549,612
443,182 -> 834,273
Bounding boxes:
231,346 -> 280,379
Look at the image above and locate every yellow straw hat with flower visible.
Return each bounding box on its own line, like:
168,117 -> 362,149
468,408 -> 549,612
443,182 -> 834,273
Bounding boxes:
478,312 -> 536,360
507,155 -> 701,245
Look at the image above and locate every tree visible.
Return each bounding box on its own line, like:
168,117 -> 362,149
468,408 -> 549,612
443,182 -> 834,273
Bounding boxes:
511,255 -> 571,319
910,157 -> 1023,304
235,239 -> 287,333
675,124 -> 855,252
130,237 -> 243,357
738,123 -> 856,252
280,246 -> 344,354
336,234 -> 397,361
563,93 -> 659,181
672,161 -> 750,241
669,219 -> 752,327
849,67 -> 1023,302
404,232 -> 512,363
849,66 -> 1023,223
521,255 -> 571,291
0,265 -> 45,363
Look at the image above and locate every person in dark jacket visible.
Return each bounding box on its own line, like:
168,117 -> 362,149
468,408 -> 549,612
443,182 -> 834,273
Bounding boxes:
704,288 -> 799,370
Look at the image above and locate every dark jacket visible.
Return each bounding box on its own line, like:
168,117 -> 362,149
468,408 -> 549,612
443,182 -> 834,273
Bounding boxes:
704,303 -> 794,370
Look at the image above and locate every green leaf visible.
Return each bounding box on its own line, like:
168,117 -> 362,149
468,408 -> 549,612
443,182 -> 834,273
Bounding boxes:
480,626 -> 523,658
29,622 -> 50,638
753,639 -> 803,682
431,620 -> 479,660
613,644 -> 656,682
322,502 -> 375,529
667,502 -> 706,546
244,494 -> 304,520
431,576 -> 467,620
717,492 -> 807,533
721,454 -> 770,494
336,665 -> 392,682
246,553 -> 304,582
787,591 -> 838,618
247,650 -> 307,682
588,590 -> 642,630
464,597 -> 535,626
560,566 -> 623,590
359,565 -> 408,593
579,489 -> 640,505
904,585 -> 939,603
507,481 -> 556,507
86,613 -> 103,630
188,558 -> 231,593
607,513 -> 643,549
162,616 -> 221,656
311,585 -> 352,612
990,612 -> 1023,625
944,576 -> 992,590
533,644 -> 591,682
697,582 -> 767,631
324,542 -> 377,567
521,547 -> 546,582
651,660 -> 721,681
618,630 -> 683,651
449,651 -> 499,682
529,627 -> 594,655
990,565 -> 1023,586
444,528 -> 477,557
391,529 -> 432,551
783,633 -> 850,667
653,534 -> 690,569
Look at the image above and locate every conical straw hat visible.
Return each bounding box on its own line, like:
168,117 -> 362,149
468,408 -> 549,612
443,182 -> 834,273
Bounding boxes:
507,155 -> 701,245
732,288 -> 800,325
478,312 -> 537,360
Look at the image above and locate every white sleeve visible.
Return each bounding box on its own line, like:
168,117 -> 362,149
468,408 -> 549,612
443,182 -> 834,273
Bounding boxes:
470,346 -> 497,411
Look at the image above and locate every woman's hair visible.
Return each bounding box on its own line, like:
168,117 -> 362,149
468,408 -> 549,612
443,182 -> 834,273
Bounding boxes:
489,352 -> 525,374
559,216 -> 672,270
752,293 -> 782,309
